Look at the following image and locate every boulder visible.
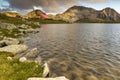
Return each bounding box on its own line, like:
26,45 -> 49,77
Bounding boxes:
27,76 -> 69,80
43,62 -> 50,77
0,45 -> 28,55
0,38 -> 19,47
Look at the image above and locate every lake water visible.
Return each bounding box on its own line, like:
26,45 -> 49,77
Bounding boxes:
25,24 -> 120,80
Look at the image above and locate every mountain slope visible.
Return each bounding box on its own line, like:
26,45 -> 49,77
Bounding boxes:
0,12 -> 22,18
55,6 -> 120,23
24,9 -> 49,19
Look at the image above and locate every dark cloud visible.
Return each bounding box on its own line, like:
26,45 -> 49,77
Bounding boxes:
4,0 -> 106,13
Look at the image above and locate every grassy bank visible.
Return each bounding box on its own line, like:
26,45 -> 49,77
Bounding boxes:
27,18 -> 67,24
0,14 -> 40,28
0,52 -> 43,80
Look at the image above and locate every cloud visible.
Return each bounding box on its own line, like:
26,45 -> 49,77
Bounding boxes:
80,0 -> 106,3
4,0 -> 107,13
0,8 -> 11,12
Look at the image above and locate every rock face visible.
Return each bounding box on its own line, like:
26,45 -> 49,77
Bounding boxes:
27,76 -> 69,80
0,45 -> 28,55
55,6 -> 120,22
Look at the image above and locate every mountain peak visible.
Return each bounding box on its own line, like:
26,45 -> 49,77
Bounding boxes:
23,9 -> 50,19
64,6 -> 96,13
56,6 -> 120,22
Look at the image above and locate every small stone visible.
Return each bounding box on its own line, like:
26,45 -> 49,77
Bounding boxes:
7,56 -> 13,60
19,57 -> 27,62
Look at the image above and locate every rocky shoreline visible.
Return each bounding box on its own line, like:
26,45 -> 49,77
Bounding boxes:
0,22 -> 69,80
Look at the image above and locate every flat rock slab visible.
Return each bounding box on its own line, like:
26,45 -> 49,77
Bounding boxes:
0,45 -> 28,55
28,76 -> 69,80
0,38 -> 20,47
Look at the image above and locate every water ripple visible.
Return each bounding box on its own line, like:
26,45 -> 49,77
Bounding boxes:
25,24 -> 120,80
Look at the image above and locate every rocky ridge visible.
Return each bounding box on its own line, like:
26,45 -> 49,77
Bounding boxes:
1,6 -> 120,23
55,6 -> 120,23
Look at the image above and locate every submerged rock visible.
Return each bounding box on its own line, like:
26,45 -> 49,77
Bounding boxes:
27,76 -> 69,80
25,48 -> 38,58
0,45 -> 28,55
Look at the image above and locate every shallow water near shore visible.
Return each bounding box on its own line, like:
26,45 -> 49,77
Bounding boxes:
25,24 -> 120,80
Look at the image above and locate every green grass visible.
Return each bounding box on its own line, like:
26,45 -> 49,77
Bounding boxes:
0,52 -> 43,80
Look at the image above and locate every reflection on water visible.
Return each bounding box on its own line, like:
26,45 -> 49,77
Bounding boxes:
25,24 -> 120,80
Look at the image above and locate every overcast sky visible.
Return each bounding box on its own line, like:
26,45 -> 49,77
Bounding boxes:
0,0 -> 120,14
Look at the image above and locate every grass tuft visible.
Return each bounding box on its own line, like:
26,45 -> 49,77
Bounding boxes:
0,52 -> 43,80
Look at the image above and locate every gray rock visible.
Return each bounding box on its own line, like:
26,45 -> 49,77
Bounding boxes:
43,62 -> 50,77
27,76 -> 69,80
0,38 -> 20,47
0,45 -> 28,55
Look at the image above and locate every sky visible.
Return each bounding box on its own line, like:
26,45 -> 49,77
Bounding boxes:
0,0 -> 120,14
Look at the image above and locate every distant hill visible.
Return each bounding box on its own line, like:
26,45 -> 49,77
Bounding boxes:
23,9 -> 49,19
0,12 -> 22,18
0,9 -> 49,19
55,6 -> 120,23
